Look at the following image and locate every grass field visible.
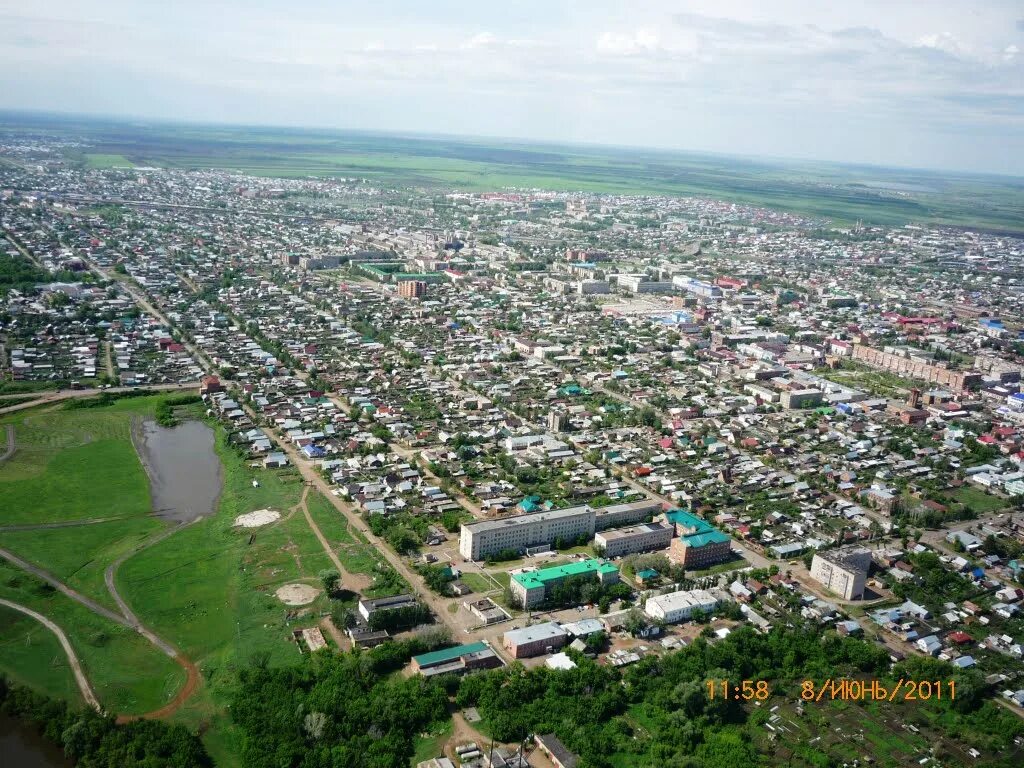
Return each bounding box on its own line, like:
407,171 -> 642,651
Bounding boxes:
950,486 -> 1006,514
4,112 -> 1023,232
0,605 -> 84,703
0,397 -> 156,525
83,153 -> 135,169
0,396 -> 394,765
0,559 -> 186,714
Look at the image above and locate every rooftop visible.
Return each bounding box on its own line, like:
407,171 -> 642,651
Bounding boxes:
512,559 -> 619,590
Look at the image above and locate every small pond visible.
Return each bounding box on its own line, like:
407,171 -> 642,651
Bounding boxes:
133,418 -> 223,522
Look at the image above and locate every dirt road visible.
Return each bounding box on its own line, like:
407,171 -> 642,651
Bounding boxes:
0,424 -> 13,464
0,597 -> 101,711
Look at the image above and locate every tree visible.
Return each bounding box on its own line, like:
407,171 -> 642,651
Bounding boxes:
319,568 -> 340,595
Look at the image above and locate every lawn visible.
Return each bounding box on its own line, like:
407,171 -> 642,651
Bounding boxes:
0,516 -> 163,610
950,486 -> 1006,514
410,718 -> 452,766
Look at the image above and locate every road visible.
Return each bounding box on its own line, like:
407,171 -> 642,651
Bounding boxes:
0,597 -> 101,712
0,424 -> 13,464
0,383 -> 200,416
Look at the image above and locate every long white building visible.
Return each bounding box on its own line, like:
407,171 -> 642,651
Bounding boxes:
644,589 -> 724,624
459,506 -> 596,560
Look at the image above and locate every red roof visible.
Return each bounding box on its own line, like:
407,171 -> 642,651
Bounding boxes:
948,631 -> 972,644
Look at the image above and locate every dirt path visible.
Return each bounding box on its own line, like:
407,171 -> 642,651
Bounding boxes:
103,340 -> 115,381
0,597 -> 101,712
0,545 -> 201,720
445,712 -> 493,760
320,616 -> 348,651
103,520 -> 204,720
0,515 -> 141,533
0,424 -> 14,464
298,486 -> 365,590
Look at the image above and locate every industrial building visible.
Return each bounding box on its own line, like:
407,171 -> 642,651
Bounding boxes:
357,594 -> 418,622
411,641 -> 504,676
595,521 -> 674,558
810,548 -> 872,600
459,506 -> 596,560
510,559 -> 620,608
502,622 -> 569,658
644,588 -> 724,624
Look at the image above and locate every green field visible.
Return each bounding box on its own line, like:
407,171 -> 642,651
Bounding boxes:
0,397 -> 352,763
3,112 -> 1023,232
0,397 -> 155,525
0,559 -> 186,713
83,153 -> 135,169
950,485 -> 1006,514
0,606 -> 84,703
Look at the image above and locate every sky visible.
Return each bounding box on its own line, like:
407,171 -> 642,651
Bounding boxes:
1,0 -> 1023,175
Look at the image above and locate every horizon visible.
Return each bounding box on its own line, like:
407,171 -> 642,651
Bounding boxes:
5,107 -> 1024,184
2,1 -> 1023,176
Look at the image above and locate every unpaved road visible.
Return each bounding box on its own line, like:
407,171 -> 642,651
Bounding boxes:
0,424 -> 14,464
0,597 -> 101,711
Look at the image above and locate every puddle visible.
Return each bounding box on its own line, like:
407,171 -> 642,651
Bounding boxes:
133,418 -> 223,522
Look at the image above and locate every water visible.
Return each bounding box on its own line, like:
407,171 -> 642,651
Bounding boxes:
0,713 -> 72,768
133,418 -> 223,522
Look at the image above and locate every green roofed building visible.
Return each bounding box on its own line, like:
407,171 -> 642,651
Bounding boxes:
665,509 -> 733,569
511,559 -> 619,608
411,641 -> 503,677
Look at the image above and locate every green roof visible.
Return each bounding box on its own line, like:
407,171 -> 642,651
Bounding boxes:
666,509 -> 731,548
636,569 -> 660,580
413,641 -> 488,667
512,559 -> 618,590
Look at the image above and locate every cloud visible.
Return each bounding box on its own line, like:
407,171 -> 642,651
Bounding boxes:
596,30 -> 660,56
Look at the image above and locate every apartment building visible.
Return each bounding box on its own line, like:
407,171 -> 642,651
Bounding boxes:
459,505 -> 595,560
810,548 -> 872,600
595,522 -> 674,558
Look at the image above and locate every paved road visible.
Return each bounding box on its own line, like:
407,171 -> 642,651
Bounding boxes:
0,597 -> 101,711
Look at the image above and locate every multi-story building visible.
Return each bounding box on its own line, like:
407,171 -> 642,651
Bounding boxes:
665,510 -> 733,569
398,279 -> 427,298
510,559 -> 620,608
595,522 -> 674,558
644,588 -> 724,624
810,548 -> 872,600
459,506 -> 596,560
594,500 -> 662,530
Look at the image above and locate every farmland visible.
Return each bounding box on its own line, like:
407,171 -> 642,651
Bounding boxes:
4,112 -> 1024,233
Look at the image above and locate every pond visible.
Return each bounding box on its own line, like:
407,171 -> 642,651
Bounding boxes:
0,713 -> 72,768
132,418 -> 223,522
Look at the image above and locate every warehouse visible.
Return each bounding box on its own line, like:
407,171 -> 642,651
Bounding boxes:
502,622 -> 569,658
411,641 -> 504,676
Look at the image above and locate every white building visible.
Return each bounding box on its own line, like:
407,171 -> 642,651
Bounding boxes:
644,589 -> 724,624
810,548 -> 871,600
459,505 -> 595,560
